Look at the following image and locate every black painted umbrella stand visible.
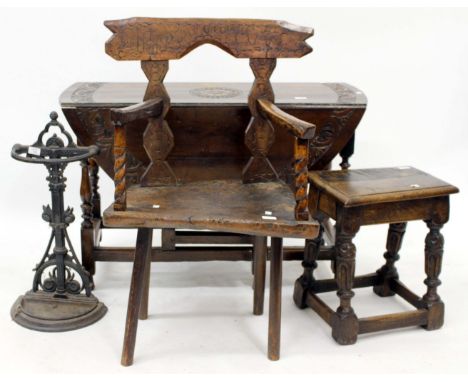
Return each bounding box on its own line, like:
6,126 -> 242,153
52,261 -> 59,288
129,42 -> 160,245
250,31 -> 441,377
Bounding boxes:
10,112 -> 107,332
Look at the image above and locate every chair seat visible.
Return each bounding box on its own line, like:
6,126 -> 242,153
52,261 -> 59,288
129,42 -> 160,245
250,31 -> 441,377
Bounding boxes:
309,167 -> 458,207
103,179 -> 319,239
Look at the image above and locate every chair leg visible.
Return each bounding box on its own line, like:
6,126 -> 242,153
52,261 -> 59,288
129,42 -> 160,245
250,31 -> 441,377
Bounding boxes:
121,228 -> 153,367
422,220 -> 445,330
268,237 -> 283,361
331,220 -> 359,345
253,236 -> 267,315
374,222 -> 407,297
251,247 -> 255,276
250,240 -> 255,290
139,249 -> 152,320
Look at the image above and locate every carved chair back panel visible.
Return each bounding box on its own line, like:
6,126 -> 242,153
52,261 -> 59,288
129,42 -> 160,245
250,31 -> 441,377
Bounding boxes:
105,17 -> 313,187
122,106 -> 297,185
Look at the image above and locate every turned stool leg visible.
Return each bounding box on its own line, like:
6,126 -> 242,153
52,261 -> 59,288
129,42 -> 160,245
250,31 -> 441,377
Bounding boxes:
139,247 -> 152,320
423,220 -> 445,330
253,236 -> 267,315
121,228 -> 153,367
374,222 -> 407,297
268,237 -> 283,361
293,224 -> 323,309
331,219 -> 359,345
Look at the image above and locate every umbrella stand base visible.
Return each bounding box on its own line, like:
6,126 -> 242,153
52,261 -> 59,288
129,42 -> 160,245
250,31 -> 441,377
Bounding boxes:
11,290 -> 107,332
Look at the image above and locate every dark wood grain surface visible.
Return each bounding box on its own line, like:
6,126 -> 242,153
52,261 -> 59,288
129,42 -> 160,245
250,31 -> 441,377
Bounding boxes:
104,18 -> 313,61
60,82 -> 367,108
309,167 -> 459,206
103,179 -> 319,239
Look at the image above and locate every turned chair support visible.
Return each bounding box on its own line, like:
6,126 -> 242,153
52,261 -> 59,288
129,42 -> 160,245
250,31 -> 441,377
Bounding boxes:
111,98 -> 164,211
257,98 -> 315,220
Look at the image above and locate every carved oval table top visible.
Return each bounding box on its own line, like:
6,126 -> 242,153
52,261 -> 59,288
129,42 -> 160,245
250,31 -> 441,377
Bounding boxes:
60,82 -> 367,108
60,82 -> 367,184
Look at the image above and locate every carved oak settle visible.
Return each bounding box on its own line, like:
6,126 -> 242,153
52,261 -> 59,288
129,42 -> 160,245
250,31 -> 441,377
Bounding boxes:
99,17 -> 328,366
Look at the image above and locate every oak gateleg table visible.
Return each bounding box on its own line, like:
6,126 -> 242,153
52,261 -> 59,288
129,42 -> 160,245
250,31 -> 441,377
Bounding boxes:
59,82 -> 366,275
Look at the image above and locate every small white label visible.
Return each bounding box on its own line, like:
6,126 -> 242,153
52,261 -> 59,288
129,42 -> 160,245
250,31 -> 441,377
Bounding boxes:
152,204 -> 160,209
294,96 -> 308,100
28,146 -> 41,156
397,166 -> 411,170
264,210 -> 272,216
262,215 -> 277,221
410,184 -> 420,188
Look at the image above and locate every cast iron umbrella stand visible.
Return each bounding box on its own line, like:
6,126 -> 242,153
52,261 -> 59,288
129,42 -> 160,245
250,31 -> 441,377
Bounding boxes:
10,112 -> 107,331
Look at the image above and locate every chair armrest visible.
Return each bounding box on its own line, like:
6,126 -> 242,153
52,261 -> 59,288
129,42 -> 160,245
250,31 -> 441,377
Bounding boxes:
257,98 -> 315,221
110,98 -> 163,211
110,98 -> 164,127
257,98 -> 316,139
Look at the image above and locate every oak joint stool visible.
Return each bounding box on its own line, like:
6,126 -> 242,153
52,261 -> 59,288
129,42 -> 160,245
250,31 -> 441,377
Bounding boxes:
294,167 -> 458,345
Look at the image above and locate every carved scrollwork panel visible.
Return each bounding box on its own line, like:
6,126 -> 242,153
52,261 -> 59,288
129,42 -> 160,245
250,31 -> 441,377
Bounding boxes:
309,109 -> 354,167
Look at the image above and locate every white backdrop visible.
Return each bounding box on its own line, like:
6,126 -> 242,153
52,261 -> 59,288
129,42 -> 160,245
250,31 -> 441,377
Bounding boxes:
0,7 -> 467,374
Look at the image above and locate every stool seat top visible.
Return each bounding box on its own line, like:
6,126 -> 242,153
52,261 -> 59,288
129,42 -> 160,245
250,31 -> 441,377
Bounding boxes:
309,167 -> 459,207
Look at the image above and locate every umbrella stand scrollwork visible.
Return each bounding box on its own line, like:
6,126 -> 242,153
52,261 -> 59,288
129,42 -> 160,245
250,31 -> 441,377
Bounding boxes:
10,111 -> 107,332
